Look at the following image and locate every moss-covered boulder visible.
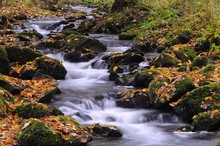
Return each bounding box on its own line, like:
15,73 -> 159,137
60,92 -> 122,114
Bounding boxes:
116,89 -> 151,108
17,116 -> 92,146
6,46 -> 42,65
192,110 -> 220,131
149,75 -> 195,109
190,56 -> 208,71
0,46 -> 10,75
35,56 -> 67,79
89,123 -> 122,138
16,29 -> 43,41
174,82 -> 220,122
173,47 -> 196,63
199,64 -> 217,74
133,68 -> 159,88
13,103 -> 63,119
151,53 -> 180,68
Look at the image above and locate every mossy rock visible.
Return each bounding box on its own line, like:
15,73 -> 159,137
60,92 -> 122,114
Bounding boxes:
90,123 -> 122,138
217,141 -> 220,146
35,56 -> 67,80
133,68 -> 159,88
116,89 -> 151,108
65,34 -> 107,53
174,82 -> 220,122
6,46 -> 42,65
0,46 -> 10,75
173,47 -> 196,63
0,87 -> 14,102
119,31 -> 136,40
17,30 -> 43,41
151,53 -> 180,68
190,56 -> 208,71
192,110 -> 220,131
0,75 -> 22,94
13,103 -> 63,119
149,75 -> 195,109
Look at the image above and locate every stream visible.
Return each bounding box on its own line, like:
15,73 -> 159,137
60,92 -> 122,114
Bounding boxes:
15,5 -> 219,146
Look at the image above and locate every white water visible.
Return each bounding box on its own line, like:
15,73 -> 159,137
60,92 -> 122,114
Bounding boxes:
17,6 -> 219,146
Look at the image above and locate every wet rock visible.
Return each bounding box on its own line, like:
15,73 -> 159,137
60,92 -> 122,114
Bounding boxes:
133,68 -> 159,88
6,45 -> 42,65
116,89 -> 151,108
35,56 -> 67,80
13,103 -> 63,119
0,46 -> 10,75
190,56 -> 208,71
17,117 -> 92,146
64,50 -> 96,63
192,110 -> 220,131
174,82 -> 220,122
149,75 -> 195,109
89,123 -> 122,138
119,31 -> 136,40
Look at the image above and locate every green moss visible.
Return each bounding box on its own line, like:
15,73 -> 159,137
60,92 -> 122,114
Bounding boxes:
17,120 -> 62,146
17,30 -> 43,41
13,103 -> 63,119
152,53 -> 180,68
133,69 -> 159,88
190,56 -> 208,71
192,110 -> 220,131
174,82 -> 220,122
0,87 -> 14,102
174,47 -> 196,63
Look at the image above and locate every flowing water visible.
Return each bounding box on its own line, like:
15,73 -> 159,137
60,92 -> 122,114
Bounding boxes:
15,5 -> 220,146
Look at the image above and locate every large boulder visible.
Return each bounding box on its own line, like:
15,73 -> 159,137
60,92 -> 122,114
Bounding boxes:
174,82 -> 220,122
35,56 -> 67,79
149,75 -> 195,109
0,46 -> 10,75
17,117 -> 92,146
